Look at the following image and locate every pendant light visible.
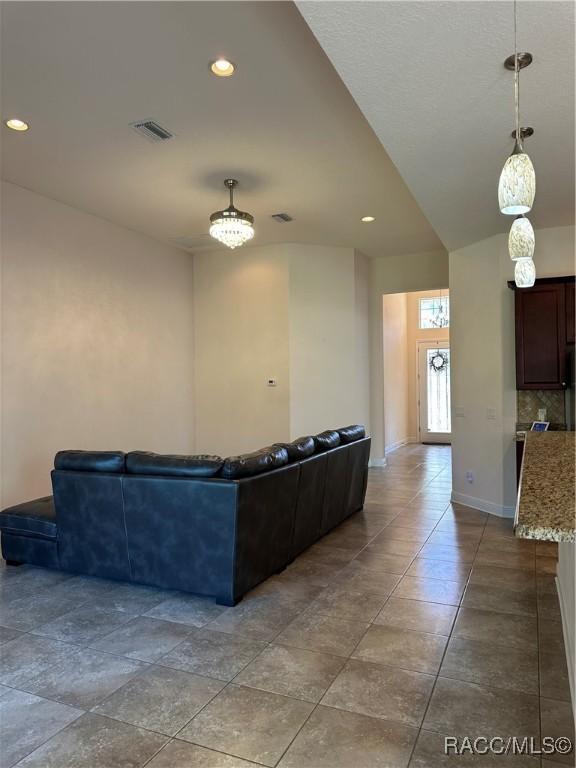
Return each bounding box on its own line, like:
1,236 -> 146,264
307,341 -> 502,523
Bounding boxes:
209,179 -> 255,249
497,1 -> 537,287
514,257 -> 536,288
498,2 -> 535,215
508,215 -> 535,260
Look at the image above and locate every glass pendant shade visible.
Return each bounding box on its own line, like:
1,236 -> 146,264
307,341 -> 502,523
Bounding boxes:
514,257 -> 536,288
508,216 -> 535,260
209,179 -> 255,249
498,144 -> 536,215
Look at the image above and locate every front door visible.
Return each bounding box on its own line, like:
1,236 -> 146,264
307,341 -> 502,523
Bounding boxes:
418,342 -> 451,444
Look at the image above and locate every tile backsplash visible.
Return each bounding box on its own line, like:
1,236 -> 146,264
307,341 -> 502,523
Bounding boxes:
517,390 -> 566,425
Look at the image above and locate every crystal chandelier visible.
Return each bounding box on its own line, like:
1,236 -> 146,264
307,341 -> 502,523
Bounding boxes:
209,179 -> 255,249
497,0 -> 537,287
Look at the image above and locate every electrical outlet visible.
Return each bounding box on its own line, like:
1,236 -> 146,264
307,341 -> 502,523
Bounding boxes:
466,471 -> 474,484
455,406 -> 465,418
486,408 -> 497,420
267,378 -> 277,387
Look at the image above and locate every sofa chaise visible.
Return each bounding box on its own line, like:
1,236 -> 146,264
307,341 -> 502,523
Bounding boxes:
0,425 -> 370,605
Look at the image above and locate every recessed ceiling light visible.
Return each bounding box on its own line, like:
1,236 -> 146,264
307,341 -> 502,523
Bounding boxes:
4,118 -> 29,131
361,216 -> 375,222
210,59 -> 235,77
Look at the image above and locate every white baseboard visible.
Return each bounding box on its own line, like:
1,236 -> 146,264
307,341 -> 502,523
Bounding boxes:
450,490 -> 515,518
369,457 -> 387,468
556,572 -> 575,716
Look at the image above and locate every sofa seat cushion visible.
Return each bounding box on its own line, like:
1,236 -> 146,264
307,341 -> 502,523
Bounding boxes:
126,452 -> 223,477
272,436 -> 315,462
221,446 -> 289,479
54,450 -> 125,473
337,425 -> 366,444
313,430 -> 341,452
0,496 -> 57,540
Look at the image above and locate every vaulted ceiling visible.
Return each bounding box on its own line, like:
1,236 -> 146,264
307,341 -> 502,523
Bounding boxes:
298,0 -> 575,251
3,2 -> 572,258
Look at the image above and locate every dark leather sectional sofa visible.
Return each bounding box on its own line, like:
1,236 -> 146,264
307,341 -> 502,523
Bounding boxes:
0,425 -> 370,605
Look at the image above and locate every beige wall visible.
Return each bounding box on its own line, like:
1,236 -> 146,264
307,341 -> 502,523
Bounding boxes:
382,292 -> 409,451
369,250 -> 449,462
354,251 -> 371,438
1,182 -> 195,507
450,225 -> 575,515
406,290 -> 450,440
193,244 -> 291,457
288,246 -> 370,438
193,242 -> 370,456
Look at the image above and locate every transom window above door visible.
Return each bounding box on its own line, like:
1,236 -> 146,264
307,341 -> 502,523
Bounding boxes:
419,296 -> 450,329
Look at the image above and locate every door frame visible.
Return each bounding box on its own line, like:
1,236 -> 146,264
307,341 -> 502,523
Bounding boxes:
417,340 -> 451,444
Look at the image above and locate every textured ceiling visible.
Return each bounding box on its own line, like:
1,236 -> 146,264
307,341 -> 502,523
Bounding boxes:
1,1 -> 442,258
298,1 -> 575,251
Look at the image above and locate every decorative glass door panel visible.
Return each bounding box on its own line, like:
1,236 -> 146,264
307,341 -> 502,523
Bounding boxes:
418,343 -> 451,444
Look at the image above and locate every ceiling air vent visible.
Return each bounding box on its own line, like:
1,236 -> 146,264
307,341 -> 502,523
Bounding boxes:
130,120 -> 174,143
271,212 -> 293,223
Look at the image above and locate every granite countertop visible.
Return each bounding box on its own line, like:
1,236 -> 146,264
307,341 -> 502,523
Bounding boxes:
515,431 -> 576,543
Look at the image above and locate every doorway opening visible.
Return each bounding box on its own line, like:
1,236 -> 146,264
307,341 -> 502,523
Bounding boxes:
418,341 -> 451,444
382,288 -> 451,455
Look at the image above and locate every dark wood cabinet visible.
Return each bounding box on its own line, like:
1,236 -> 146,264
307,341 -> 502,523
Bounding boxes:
509,276 -> 575,390
566,283 -> 575,345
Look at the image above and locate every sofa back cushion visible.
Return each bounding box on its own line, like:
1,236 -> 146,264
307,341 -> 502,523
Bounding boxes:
313,430 -> 341,452
126,452 -> 223,478
54,450 -> 125,473
221,446 -> 289,479
272,436 -> 315,462
337,425 -> 366,444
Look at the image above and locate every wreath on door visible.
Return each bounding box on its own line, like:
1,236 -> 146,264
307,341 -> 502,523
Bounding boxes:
429,350 -> 449,373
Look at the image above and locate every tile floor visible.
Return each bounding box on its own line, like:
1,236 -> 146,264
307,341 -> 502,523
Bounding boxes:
0,444 -> 574,767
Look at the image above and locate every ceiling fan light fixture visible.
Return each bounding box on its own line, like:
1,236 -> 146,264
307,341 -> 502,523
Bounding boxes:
508,215 -> 535,261
209,179 -> 255,249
